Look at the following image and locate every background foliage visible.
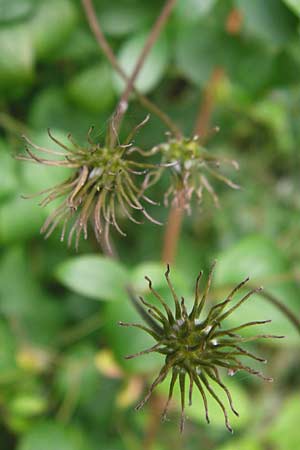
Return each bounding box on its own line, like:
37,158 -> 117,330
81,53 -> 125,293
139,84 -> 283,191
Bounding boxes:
0,0 -> 300,449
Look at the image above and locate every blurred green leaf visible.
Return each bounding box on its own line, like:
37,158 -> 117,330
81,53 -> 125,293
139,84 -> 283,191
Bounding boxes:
67,63 -> 115,114
9,394 -> 47,417
17,421 -> 91,450
97,1 -> 150,37
176,23 -> 274,90
235,0 -> 297,48
28,87 -> 103,141
0,23 -> 34,94
0,0 -> 36,23
114,32 -> 169,94
283,0 -> 300,16
0,196 -> 44,244
214,234 -> 300,343
0,247 -> 64,344
55,255 -> 129,301
176,23 -> 220,87
267,393 -> 300,450
175,0 -> 217,23
30,0 -> 78,59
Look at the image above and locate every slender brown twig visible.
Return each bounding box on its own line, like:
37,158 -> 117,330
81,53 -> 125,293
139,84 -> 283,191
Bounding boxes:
161,190 -> 185,265
161,67 -> 225,264
81,0 -> 181,138
193,68 -> 224,139
110,0 -> 177,144
256,289 -> 300,335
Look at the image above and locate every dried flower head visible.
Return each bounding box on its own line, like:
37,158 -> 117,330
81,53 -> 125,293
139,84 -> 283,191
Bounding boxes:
120,263 -> 284,432
154,134 -> 240,211
18,117 -> 171,251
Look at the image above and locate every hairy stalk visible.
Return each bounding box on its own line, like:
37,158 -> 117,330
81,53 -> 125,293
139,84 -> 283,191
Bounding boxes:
110,0 -> 177,144
81,0 -> 181,137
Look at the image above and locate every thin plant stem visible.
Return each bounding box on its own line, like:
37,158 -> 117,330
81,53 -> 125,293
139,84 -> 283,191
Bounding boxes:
0,112 -> 29,136
81,0 -> 181,137
161,191 -> 185,264
110,0 -> 177,144
161,68 -> 225,264
256,289 -> 300,335
193,67 -> 224,139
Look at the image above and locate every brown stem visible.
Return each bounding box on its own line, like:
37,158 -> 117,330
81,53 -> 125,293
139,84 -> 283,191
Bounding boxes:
81,0 -> 180,137
143,394 -> 166,450
162,69 -> 224,264
161,193 -> 185,265
193,67 -> 224,139
256,289 -> 300,335
226,8 -> 243,35
111,0 -> 177,144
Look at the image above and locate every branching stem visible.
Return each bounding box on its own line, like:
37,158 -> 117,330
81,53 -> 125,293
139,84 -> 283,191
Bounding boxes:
81,0 -> 181,137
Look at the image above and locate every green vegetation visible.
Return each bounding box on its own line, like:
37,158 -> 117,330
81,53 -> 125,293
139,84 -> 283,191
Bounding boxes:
0,0 -> 300,449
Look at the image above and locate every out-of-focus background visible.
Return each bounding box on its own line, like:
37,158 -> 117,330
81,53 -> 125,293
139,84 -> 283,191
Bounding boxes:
0,0 -> 300,449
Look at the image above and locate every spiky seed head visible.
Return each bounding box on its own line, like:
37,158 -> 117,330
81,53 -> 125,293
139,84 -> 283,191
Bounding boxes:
157,135 -> 240,211
121,263 -> 284,432
17,121 -> 165,251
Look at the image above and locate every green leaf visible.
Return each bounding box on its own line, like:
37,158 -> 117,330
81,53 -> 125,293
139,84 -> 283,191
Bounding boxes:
9,394 -> 47,417
67,63 -> 115,114
55,255 -> 129,301
267,393 -> 300,450
0,247 -> 64,345
175,23 -> 226,87
0,23 -> 34,94
235,0 -> 297,49
175,0 -> 217,23
0,0 -> 36,24
28,87 -> 103,142
17,421 -> 90,450
176,22 -> 274,90
0,196 -> 44,244
214,234 -> 300,343
283,0 -> 300,16
114,32 -> 169,94
30,0 -> 78,59
97,2 -> 150,37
